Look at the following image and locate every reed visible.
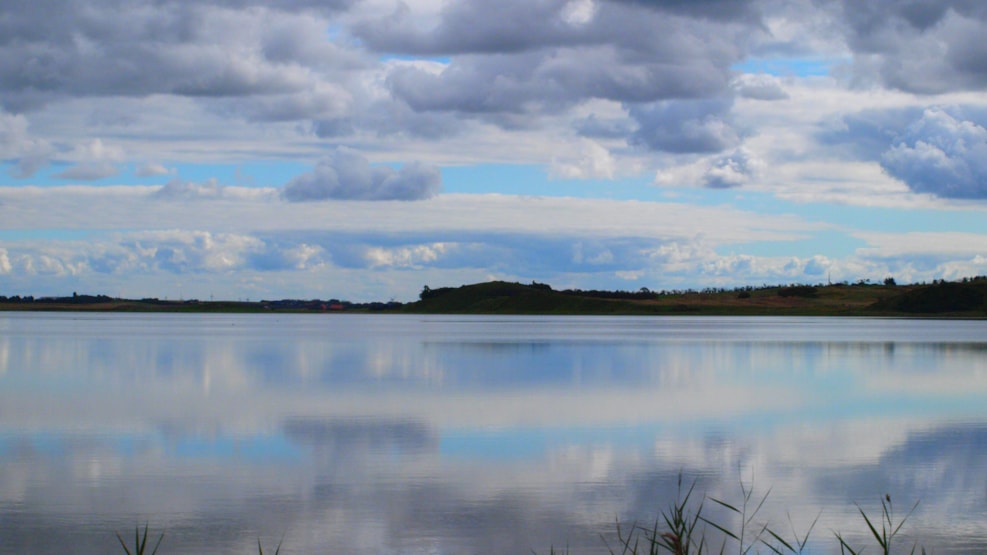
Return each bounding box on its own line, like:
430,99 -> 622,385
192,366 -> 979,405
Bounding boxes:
834,495 -> 922,555
115,523 -> 163,555
257,536 -> 283,555
118,488 -> 926,554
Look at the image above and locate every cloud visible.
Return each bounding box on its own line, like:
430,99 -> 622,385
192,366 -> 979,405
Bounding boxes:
549,140 -> 616,179
831,0 -> 987,93
135,163 -> 176,177
0,0 -> 365,112
281,148 -> 442,201
364,0 -> 752,130
732,74 -> 789,101
51,138 -> 124,180
817,107 -> 923,161
702,148 -> 760,189
572,114 -> 635,140
880,108 -> 987,198
365,243 -> 449,269
0,248 -> 10,274
628,97 -> 741,154
153,178 -> 225,200
0,110 -> 55,177
247,242 -> 326,271
120,230 -> 266,273
53,162 -> 120,181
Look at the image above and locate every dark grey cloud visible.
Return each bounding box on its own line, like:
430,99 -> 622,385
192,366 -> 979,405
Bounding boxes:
829,0 -> 987,93
572,114 -> 635,139
366,0 -> 753,126
881,108 -> 987,199
354,0 -> 580,56
0,0 -> 364,112
609,0 -> 762,22
356,0 -> 761,55
817,107 -> 924,160
281,148 -> 442,201
628,97 -> 741,153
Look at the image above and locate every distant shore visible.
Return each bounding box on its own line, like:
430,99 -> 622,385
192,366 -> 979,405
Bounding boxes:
3,277 -> 986,317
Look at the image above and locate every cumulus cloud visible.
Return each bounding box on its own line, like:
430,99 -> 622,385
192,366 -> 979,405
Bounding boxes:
281,148 -> 442,201
0,248 -> 11,275
830,0 -> 987,93
248,242 -> 326,271
120,230 -> 266,274
365,243 -> 449,269
881,108 -> 987,199
365,0 -> 752,130
629,97 -> 741,154
0,0 -> 365,113
703,148 -> 760,189
817,107 -> 923,161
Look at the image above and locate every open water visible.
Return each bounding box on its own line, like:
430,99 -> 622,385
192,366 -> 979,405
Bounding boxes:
1,313 -> 986,554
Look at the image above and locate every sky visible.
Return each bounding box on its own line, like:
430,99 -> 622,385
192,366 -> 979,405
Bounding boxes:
1,0 -> 986,302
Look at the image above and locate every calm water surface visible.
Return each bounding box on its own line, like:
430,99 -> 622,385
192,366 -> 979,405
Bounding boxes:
1,313 -> 986,554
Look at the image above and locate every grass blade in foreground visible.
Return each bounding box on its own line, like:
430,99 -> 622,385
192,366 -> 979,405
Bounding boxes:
115,523 -> 163,555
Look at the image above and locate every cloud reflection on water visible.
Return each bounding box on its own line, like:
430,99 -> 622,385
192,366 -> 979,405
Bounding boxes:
1,314 -> 986,553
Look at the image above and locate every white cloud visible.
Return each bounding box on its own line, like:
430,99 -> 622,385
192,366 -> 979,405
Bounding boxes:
122,230 -> 266,273
135,163 -> 176,177
854,231 -> 987,258
365,243 -> 448,268
549,139 -> 616,180
153,178 -> 225,200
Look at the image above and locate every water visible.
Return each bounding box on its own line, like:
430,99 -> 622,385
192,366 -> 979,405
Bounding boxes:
1,313 -> 986,554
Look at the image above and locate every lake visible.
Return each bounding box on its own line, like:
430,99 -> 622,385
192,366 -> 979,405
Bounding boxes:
1,313 -> 986,554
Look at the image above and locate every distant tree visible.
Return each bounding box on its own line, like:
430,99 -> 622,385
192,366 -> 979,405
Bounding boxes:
884,276 -> 897,286
529,281 -> 553,291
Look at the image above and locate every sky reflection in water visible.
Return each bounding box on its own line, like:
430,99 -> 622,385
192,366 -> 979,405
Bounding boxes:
1,314 -> 986,554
